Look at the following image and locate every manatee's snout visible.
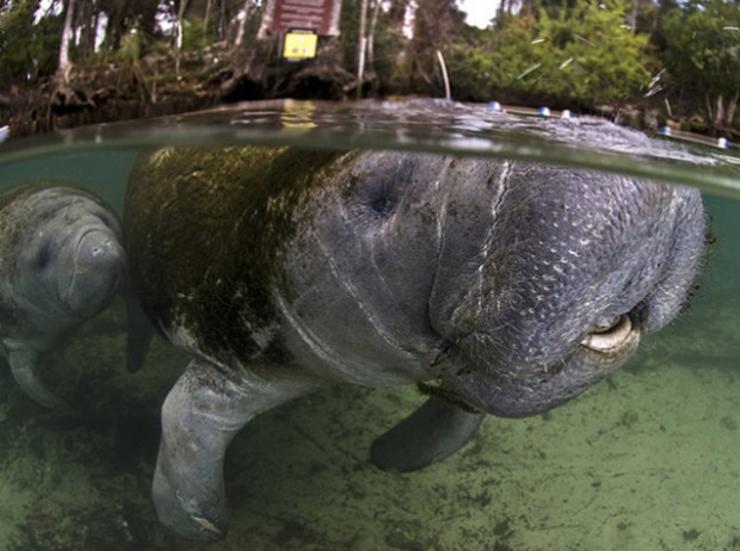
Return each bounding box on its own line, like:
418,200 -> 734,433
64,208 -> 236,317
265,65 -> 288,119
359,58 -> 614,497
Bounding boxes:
440,312 -> 642,417
62,227 -> 125,316
427,168 -> 705,419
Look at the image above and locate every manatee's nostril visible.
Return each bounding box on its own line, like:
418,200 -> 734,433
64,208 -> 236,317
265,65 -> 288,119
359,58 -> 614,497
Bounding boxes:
89,238 -> 115,257
581,314 -> 633,352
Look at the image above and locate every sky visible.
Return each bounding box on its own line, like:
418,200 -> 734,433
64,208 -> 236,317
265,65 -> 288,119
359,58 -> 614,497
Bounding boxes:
458,0 -> 499,28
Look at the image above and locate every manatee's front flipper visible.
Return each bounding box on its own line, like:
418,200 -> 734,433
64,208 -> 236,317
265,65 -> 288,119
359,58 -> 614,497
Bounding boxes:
125,294 -> 153,372
370,396 -> 485,473
153,359 -> 320,540
4,340 -> 67,409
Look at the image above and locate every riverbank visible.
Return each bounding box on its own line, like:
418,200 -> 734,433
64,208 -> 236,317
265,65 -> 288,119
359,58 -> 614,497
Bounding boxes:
0,48 -> 228,139
0,45 -> 736,145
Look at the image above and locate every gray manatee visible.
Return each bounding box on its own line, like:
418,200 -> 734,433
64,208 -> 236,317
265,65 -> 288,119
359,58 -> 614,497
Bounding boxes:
124,146 -> 706,540
0,184 -> 125,408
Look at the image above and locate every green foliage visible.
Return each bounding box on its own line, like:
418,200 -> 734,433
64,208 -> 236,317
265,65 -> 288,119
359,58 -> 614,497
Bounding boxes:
448,0 -> 652,106
447,16 -> 535,97
369,9 -> 409,84
537,0 -> 651,103
660,0 -> 740,99
0,0 -> 62,83
181,17 -> 216,52
118,29 -> 143,64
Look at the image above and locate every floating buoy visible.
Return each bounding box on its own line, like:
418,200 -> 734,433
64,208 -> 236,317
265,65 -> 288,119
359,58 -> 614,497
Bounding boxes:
717,137 -> 728,149
0,126 -> 8,143
538,107 -> 551,116
488,101 -> 502,111
659,126 -> 672,136
560,109 -> 572,119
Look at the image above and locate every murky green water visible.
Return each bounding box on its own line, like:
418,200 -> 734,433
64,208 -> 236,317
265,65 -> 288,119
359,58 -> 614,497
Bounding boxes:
0,99 -> 739,550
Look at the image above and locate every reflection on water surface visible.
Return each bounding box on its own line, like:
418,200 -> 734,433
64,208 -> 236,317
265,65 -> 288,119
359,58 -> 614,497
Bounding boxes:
1,99 -> 739,195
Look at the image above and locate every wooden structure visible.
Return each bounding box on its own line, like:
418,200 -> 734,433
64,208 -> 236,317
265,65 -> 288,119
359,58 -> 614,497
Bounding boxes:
258,0 -> 342,60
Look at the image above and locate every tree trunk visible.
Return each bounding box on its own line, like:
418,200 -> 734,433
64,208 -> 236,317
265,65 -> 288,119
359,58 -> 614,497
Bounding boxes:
367,0 -> 381,69
78,0 -> 97,57
204,0 -> 213,31
356,0 -> 370,97
176,0 -> 189,50
726,91 -> 739,128
57,0 -> 77,82
105,1 -> 126,51
714,93 -> 725,129
257,0 -> 277,39
628,0 -> 639,33
705,94 -> 714,128
234,0 -> 253,49
175,0 -> 189,75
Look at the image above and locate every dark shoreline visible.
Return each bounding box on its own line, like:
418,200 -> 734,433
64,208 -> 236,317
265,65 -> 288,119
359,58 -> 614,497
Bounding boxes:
0,52 -> 736,148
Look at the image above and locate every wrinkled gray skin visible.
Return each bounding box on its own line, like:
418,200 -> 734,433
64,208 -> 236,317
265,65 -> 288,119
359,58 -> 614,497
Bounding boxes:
126,148 -> 705,540
0,184 -> 125,408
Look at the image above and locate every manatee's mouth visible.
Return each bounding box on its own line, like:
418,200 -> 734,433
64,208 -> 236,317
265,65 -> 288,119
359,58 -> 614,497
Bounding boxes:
579,313 -> 639,357
432,312 -> 641,418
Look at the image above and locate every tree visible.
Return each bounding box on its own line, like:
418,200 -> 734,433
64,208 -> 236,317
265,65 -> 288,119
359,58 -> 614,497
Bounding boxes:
356,0 -> 369,93
535,0 -> 651,105
661,0 -> 740,129
448,0 -> 651,107
57,0 -> 76,81
0,0 -> 62,86
408,0 -> 465,92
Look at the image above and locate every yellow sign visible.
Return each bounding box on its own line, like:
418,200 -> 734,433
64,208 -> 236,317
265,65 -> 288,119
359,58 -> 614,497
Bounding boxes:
282,31 -> 318,60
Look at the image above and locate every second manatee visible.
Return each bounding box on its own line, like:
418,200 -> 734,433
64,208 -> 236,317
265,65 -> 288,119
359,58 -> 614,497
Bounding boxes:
0,183 -> 126,408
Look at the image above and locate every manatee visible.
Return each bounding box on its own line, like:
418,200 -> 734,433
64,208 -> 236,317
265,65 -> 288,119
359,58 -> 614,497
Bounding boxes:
0,183 -> 125,408
124,146 -> 705,540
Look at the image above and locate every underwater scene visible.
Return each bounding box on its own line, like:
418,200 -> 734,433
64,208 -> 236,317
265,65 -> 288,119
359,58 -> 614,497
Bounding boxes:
0,100 -> 739,551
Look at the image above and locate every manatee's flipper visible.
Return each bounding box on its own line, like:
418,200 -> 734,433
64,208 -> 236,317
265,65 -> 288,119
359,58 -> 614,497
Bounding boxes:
125,294 -> 153,372
4,340 -> 67,409
153,358 -> 320,541
370,396 -> 485,472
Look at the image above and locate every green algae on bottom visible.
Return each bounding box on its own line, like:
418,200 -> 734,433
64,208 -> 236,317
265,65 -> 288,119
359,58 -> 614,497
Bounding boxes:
0,280 -> 738,550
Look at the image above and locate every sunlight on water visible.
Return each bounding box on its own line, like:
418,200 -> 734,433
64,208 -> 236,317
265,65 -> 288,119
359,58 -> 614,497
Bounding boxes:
0,100 -> 738,550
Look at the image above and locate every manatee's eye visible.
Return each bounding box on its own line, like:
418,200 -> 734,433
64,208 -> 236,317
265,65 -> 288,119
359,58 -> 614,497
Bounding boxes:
364,178 -> 399,219
350,176 -> 400,223
33,240 -> 54,270
371,196 -> 391,214
350,158 -> 413,224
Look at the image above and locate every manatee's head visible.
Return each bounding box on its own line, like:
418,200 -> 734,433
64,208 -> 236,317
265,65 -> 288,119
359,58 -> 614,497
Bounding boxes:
13,187 -> 125,325
429,164 -> 705,417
